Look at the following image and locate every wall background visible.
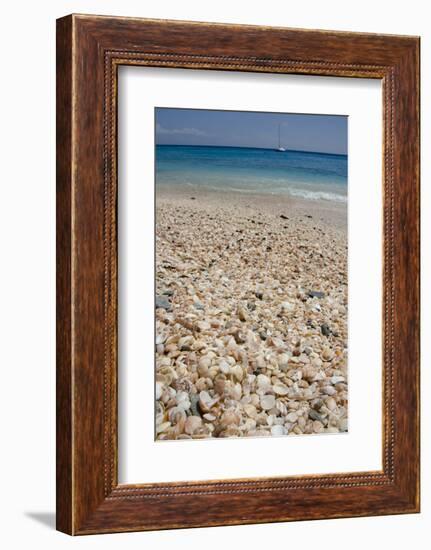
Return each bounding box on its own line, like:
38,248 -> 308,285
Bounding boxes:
0,1 -> 427,547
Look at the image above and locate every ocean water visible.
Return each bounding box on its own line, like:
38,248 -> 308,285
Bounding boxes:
155,145 -> 347,203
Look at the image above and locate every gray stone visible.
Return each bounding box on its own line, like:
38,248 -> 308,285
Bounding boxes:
308,409 -> 323,422
321,323 -> 331,336
155,295 -> 172,311
308,290 -> 325,299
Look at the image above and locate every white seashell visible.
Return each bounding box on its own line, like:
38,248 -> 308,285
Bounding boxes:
260,394 -> 276,410
257,374 -> 271,387
198,390 -> 218,413
168,406 -> 186,424
219,360 -> 231,374
266,414 -> 276,427
155,382 -> 163,400
230,382 -> 242,401
271,425 -> 287,436
325,397 -> 337,411
286,412 -> 298,423
277,353 -> 290,368
198,355 -> 212,368
273,383 -> 289,396
156,334 -> 166,345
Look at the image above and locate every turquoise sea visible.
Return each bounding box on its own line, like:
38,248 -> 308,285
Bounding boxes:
155,145 -> 347,203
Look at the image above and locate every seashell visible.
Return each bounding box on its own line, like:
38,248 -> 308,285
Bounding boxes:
230,382 -> 242,401
260,394 -> 276,410
302,366 -> 317,381
195,378 -> 207,392
231,364 -> 244,382
322,347 -> 334,361
165,343 -> 178,353
156,333 -> 166,345
280,301 -> 295,312
254,354 -> 266,369
195,321 -> 211,332
325,397 -> 337,411
219,360 -> 231,375
193,339 -> 206,350
277,353 -> 290,369
257,374 -> 271,387
184,415 -> 203,435
243,404 -> 257,418
273,383 -> 289,396
198,390 -> 219,413
198,355 -> 211,373
286,412 -> 298,423
271,425 -> 287,436
168,406 -> 186,424
339,418 -> 348,432
243,418 -> 257,431
312,420 -> 324,433
237,306 -> 248,322
221,410 -> 240,426
214,378 -> 226,395
265,414 -> 274,427
155,382 -> 163,400
269,336 -> 284,348
175,393 -> 191,411
156,421 -> 171,434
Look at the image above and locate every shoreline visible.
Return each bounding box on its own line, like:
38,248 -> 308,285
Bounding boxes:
156,184 -> 347,232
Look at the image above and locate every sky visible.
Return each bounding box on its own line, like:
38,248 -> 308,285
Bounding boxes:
155,108 -> 347,155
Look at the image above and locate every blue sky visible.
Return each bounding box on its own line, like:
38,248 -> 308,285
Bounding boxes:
155,108 -> 347,155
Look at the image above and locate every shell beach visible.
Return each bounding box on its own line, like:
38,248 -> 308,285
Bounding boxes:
155,187 -> 348,441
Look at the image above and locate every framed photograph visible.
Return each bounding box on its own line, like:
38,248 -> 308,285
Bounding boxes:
56,14 -> 420,534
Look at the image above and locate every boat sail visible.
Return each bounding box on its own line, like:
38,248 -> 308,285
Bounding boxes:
276,123 -> 286,152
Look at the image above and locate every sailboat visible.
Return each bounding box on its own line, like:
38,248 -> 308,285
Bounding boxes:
276,123 -> 286,152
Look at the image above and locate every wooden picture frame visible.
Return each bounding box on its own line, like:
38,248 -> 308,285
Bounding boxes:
56,14 -> 420,535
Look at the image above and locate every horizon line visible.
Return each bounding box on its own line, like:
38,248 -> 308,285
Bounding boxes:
155,143 -> 347,156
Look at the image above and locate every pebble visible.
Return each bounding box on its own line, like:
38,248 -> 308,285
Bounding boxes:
155,295 -> 172,311
321,323 -> 331,336
308,290 -> 325,299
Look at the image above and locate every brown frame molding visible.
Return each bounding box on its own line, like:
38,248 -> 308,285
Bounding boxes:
56,14 -> 420,535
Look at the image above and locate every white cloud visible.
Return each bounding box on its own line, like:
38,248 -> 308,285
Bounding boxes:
156,123 -> 210,137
